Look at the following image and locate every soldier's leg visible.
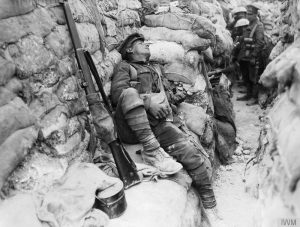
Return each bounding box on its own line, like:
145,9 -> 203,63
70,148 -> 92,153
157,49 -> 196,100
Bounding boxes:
246,64 -> 259,106
114,88 -> 182,173
152,122 -> 216,209
237,61 -> 252,100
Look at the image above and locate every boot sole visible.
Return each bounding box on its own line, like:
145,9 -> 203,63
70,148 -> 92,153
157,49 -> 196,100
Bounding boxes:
158,166 -> 183,175
143,159 -> 183,175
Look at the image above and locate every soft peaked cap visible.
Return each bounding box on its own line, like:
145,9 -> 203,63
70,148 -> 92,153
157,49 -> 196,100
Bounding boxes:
118,33 -> 145,60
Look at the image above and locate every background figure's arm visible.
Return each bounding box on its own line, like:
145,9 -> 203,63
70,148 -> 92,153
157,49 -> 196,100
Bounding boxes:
253,24 -> 265,58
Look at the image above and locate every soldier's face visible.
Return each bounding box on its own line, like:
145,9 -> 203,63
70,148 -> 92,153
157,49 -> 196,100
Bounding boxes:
247,11 -> 256,22
130,40 -> 150,58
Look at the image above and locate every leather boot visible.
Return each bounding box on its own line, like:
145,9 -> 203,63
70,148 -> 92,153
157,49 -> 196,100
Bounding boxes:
141,147 -> 182,175
126,107 -> 182,175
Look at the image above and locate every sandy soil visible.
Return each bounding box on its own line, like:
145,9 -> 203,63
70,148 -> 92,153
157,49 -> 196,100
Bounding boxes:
210,86 -> 265,227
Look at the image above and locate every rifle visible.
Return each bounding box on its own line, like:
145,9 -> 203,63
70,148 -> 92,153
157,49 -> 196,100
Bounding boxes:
207,62 -> 239,77
61,0 -> 141,189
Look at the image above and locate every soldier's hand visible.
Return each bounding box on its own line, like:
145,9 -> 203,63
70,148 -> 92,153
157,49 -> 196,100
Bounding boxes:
149,102 -> 171,119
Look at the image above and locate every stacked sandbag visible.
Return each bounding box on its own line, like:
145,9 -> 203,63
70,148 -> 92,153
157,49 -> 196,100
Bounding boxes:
140,26 -> 211,51
0,0 -> 122,196
177,102 -> 215,161
138,9 -> 220,160
260,0 -> 297,59
144,13 -> 216,41
96,0 -> 142,51
176,0 -> 233,60
212,75 -> 236,164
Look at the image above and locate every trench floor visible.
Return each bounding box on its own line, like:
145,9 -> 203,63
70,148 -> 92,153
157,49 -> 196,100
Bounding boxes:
210,86 -> 265,227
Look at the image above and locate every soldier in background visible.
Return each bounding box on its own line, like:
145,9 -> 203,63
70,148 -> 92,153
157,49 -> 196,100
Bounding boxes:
227,6 -> 247,40
236,4 -> 265,105
231,18 -> 250,83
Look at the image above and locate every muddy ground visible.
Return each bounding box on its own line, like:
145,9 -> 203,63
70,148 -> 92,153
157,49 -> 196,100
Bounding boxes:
211,86 -> 266,227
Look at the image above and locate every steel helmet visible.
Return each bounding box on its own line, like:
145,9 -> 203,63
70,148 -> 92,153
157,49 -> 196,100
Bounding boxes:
231,6 -> 247,15
234,18 -> 250,28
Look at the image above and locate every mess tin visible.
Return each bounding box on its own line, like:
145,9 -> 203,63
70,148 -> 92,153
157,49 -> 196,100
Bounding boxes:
94,181 -> 127,219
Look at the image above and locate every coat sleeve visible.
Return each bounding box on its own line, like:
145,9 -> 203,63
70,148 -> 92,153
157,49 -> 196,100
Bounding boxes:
110,61 -> 131,107
253,23 -> 265,58
110,62 -> 151,110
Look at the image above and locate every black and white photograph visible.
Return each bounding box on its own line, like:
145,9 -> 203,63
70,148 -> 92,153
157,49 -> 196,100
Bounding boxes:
0,0 -> 299,226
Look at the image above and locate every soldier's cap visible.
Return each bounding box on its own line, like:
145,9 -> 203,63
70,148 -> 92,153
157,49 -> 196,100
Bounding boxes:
234,18 -> 250,28
118,33 -> 145,59
231,6 -> 247,15
247,3 -> 260,13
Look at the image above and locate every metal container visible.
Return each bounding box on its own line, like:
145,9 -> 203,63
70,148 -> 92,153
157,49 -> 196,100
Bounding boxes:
94,182 -> 127,219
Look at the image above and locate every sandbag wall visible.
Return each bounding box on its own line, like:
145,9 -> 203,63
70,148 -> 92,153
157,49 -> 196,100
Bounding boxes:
268,0 -> 295,61
137,0 -> 235,162
0,0 -> 233,196
0,0 -> 126,196
245,1 -> 300,224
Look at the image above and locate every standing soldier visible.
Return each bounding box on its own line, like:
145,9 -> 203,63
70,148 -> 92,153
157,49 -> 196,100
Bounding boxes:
236,4 -> 265,105
227,6 -> 247,40
231,18 -> 250,83
111,33 -> 220,218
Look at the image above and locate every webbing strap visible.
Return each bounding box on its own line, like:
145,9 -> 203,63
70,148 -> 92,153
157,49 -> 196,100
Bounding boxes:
129,65 -> 138,81
249,24 -> 258,38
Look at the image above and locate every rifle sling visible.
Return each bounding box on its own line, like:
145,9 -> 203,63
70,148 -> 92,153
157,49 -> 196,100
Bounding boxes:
84,51 -> 113,113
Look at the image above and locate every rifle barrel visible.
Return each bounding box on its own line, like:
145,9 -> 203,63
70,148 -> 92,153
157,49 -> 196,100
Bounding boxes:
62,1 -> 96,94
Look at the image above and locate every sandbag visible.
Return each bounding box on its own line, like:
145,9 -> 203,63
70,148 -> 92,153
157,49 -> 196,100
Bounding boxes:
144,13 -> 216,42
118,0 -> 142,10
269,40 -> 290,61
37,163 -> 119,227
177,102 -> 209,137
260,39 -> 300,91
0,78 -> 23,107
158,0 -> 170,5
0,194 -> 42,227
0,126 -> 38,189
0,97 -> 36,145
141,0 -> 159,14
0,57 -> 16,86
212,85 -> 235,130
211,14 -> 227,27
0,0 -> 35,20
164,62 -> 199,85
212,85 -> 236,163
192,0 -> 210,15
164,50 -> 201,84
117,9 -> 141,26
195,0 -> 223,16
213,24 -> 233,56
149,41 -> 185,64
139,26 -> 210,51
215,120 -> 236,164
0,87 -> 16,107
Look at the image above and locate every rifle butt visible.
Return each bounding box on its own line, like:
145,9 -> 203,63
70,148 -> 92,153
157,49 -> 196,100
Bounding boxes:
109,140 -> 141,189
